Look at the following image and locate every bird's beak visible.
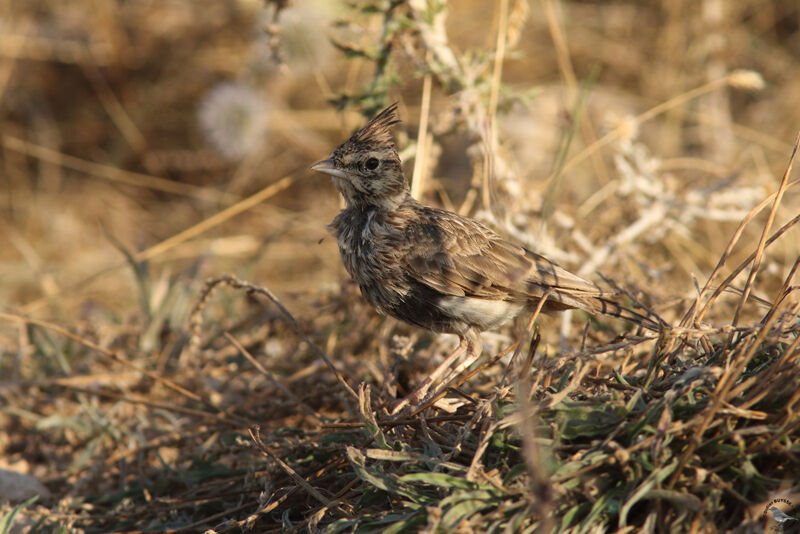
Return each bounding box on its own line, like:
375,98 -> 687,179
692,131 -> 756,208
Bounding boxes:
311,158 -> 348,180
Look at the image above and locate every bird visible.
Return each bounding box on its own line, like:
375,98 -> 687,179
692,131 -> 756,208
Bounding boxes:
311,102 -> 660,413
770,507 -> 798,528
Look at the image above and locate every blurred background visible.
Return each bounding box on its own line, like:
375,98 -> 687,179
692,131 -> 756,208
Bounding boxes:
1,0 -> 798,327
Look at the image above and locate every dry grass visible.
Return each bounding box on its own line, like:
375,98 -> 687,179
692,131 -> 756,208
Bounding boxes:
1,0 -> 800,532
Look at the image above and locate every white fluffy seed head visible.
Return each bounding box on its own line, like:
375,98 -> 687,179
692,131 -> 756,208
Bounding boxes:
198,81 -> 269,160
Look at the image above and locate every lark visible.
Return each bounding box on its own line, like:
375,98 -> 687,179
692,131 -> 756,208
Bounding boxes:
312,103 -> 659,413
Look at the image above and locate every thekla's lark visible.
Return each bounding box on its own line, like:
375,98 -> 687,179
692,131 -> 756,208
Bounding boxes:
312,103 -> 659,413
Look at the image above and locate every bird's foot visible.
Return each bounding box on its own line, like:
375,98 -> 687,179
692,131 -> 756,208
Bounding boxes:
388,378 -> 434,416
388,393 -> 423,417
430,396 -> 465,413
388,390 -> 465,416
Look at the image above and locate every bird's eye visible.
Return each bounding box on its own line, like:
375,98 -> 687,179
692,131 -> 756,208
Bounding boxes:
365,157 -> 379,170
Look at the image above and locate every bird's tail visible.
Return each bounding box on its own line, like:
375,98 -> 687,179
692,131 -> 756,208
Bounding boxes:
591,296 -> 665,332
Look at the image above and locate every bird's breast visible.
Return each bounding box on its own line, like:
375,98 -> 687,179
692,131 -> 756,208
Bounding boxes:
330,208 -> 408,309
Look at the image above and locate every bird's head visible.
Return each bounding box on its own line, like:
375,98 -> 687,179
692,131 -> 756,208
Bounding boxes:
312,103 -> 408,210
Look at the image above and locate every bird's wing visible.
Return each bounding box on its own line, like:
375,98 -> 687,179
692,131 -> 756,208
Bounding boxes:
393,206 -> 604,309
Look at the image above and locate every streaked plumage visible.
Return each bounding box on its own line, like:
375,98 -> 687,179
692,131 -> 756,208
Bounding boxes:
312,103 -> 658,412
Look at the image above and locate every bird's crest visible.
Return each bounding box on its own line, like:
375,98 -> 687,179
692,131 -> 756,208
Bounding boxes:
351,102 -> 400,147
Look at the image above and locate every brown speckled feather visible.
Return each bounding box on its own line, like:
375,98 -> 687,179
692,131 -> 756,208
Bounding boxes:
393,204 -> 604,310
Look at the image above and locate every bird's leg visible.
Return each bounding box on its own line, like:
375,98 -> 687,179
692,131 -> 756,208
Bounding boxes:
389,335 -> 470,415
434,329 -> 482,395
